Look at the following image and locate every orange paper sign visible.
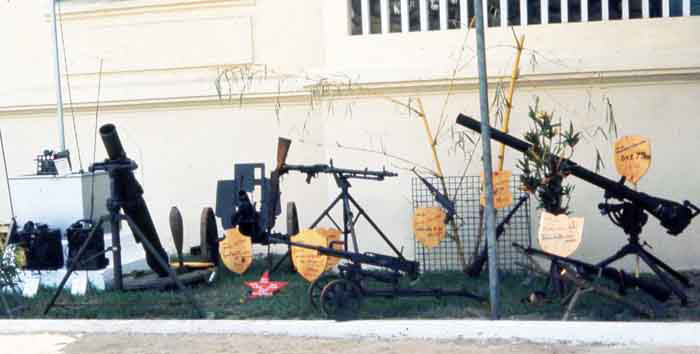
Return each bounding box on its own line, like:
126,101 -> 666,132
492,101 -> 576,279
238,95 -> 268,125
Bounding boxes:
537,212 -> 584,257
219,228 -> 253,274
317,228 -> 343,270
413,207 -> 447,249
291,229 -> 329,282
614,136 -> 651,184
481,170 -> 513,209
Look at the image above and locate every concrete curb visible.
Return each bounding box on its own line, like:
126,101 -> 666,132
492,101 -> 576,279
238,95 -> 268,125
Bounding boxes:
1,320 -> 699,346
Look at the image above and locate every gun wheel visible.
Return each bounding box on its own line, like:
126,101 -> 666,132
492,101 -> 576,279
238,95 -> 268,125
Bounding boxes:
320,279 -> 362,320
308,273 -> 340,310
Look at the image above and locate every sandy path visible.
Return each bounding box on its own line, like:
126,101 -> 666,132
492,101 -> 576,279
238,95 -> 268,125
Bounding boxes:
2,334 -> 697,354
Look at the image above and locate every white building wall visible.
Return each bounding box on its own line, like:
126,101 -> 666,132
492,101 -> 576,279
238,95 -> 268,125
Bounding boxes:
0,0 -> 699,270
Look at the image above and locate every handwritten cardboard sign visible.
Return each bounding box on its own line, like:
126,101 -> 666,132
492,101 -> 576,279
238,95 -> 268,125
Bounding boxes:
219,228 -> 253,274
413,207 -> 446,249
481,170 -> 513,209
614,136 -> 651,184
291,229 -> 329,282
537,212 -> 584,257
316,228 -> 343,271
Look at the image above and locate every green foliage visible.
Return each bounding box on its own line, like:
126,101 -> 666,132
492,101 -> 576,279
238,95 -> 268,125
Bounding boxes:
0,247 -> 20,293
518,99 -> 580,215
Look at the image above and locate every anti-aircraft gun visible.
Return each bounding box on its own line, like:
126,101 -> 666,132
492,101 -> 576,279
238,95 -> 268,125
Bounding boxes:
456,114 -> 700,304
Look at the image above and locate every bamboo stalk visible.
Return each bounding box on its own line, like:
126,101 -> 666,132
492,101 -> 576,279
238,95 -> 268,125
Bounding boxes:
497,35 -> 525,172
416,98 -> 468,272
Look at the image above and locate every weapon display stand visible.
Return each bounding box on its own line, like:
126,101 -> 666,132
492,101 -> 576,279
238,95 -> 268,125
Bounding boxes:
43,162 -> 205,317
597,200 -> 692,305
271,170 -> 405,273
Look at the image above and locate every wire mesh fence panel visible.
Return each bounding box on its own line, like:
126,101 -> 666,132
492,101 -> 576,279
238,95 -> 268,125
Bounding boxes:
412,175 -> 532,273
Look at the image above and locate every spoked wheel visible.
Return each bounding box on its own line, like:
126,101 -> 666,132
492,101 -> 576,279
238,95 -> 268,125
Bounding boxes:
308,273 -> 339,310
320,279 -> 363,320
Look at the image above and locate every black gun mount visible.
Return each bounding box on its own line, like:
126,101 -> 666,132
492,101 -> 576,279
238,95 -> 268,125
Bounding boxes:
456,114 -> 700,236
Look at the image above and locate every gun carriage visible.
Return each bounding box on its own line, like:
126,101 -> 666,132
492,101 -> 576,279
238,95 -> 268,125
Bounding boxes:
216,138 -> 484,319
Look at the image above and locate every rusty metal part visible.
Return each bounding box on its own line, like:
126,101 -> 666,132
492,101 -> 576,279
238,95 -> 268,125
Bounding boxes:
169,206 -> 184,269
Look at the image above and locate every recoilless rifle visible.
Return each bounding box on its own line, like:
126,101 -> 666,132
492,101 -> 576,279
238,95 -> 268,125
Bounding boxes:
456,114 -> 700,304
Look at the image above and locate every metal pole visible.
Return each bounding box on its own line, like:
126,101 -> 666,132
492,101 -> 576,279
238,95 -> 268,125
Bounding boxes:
0,130 -> 15,220
50,0 -> 66,151
473,0 -> 499,319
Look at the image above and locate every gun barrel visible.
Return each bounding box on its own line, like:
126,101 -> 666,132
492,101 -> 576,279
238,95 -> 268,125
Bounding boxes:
99,123 -> 127,161
283,163 -> 397,178
270,236 -> 418,276
513,242 -> 671,302
456,114 -> 696,235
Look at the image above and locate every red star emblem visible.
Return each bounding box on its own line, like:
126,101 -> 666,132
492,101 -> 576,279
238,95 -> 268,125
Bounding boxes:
244,271 -> 288,299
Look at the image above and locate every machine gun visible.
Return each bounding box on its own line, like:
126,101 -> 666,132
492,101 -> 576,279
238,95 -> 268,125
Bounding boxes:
269,235 -> 419,279
456,114 -> 700,304
512,242 -> 671,302
280,162 -> 397,183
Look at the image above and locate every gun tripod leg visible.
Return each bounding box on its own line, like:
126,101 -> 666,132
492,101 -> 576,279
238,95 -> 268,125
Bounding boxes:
639,247 -> 691,287
636,251 -> 689,305
44,216 -> 108,316
596,244 -> 633,269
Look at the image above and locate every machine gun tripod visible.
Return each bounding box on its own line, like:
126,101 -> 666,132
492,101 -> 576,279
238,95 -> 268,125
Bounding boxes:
597,189 -> 694,305
271,160 -> 403,273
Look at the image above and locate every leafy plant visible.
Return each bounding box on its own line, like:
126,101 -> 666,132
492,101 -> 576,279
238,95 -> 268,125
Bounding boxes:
518,99 -> 581,215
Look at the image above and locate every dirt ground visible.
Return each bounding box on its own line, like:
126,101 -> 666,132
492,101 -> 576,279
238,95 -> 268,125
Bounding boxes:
4,334 -> 699,354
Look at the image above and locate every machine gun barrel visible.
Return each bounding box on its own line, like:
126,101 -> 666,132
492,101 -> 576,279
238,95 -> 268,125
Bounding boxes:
282,163 -> 398,181
466,195 -> 528,277
269,236 -> 418,279
456,114 -> 699,235
512,242 -> 671,302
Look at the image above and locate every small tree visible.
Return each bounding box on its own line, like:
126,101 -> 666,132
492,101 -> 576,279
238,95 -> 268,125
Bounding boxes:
517,100 -> 581,215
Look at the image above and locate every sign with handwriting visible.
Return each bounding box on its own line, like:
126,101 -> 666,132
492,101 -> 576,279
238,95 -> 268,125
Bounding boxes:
413,207 -> 446,249
291,229 -> 329,282
614,136 -> 651,184
220,228 -> 252,274
481,170 -> 514,209
317,228 -> 343,271
537,212 -> 584,257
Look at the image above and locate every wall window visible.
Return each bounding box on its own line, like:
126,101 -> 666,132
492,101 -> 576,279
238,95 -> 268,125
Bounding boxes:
390,0 -> 403,32
528,0 -> 542,24
370,0 -> 382,34
669,0 -> 683,16
568,0 -> 582,22
609,0 -> 623,20
629,0 -> 643,18
448,0 -> 462,28
429,0 -> 441,30
349,0 -> 362,35
349,0 -> 700,36
487,0 -> 501,27
409,0 -> 421,31
549,0 -> 562,23
508,0 -> 522,25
